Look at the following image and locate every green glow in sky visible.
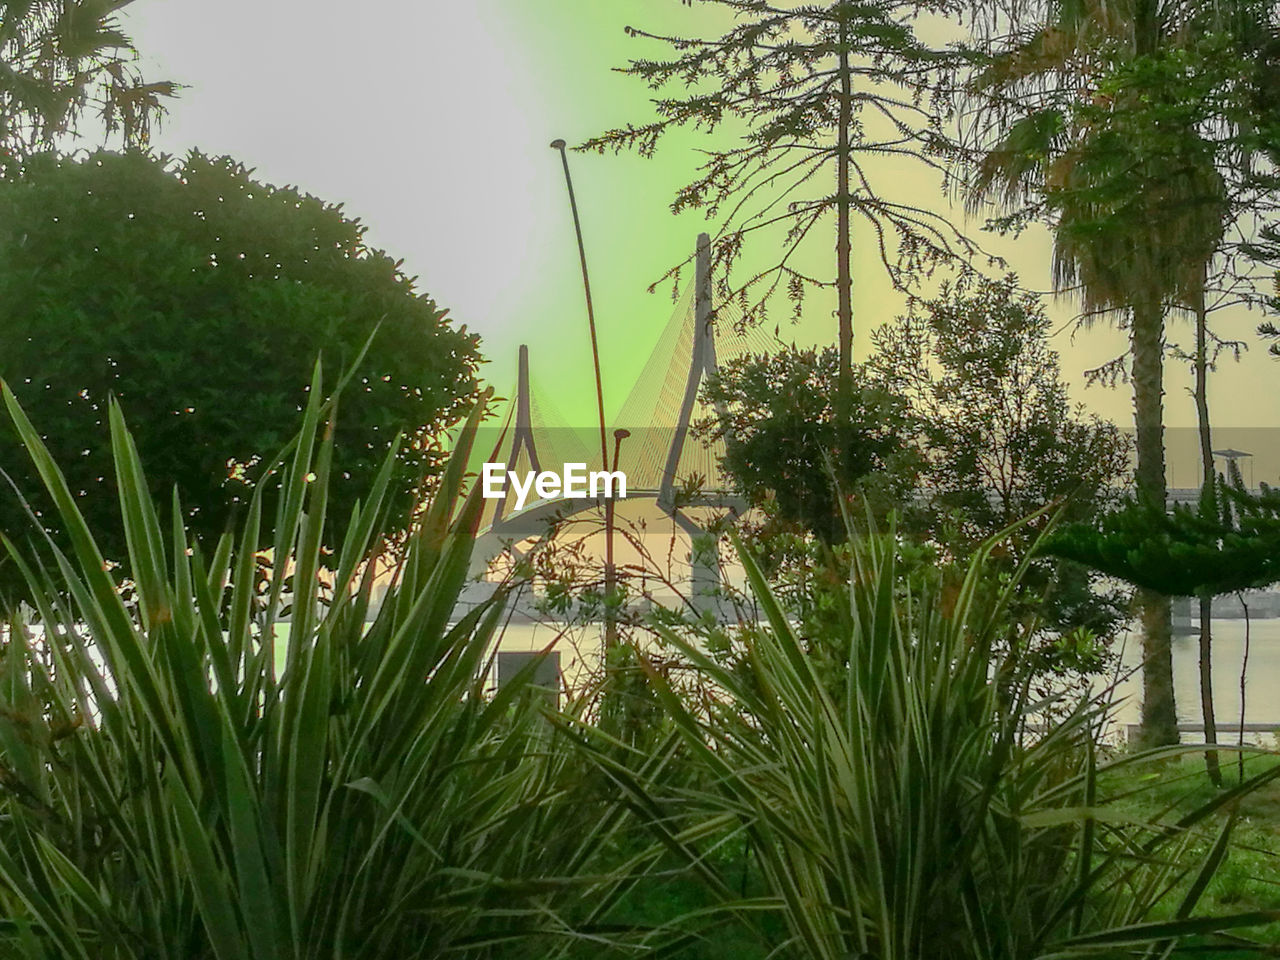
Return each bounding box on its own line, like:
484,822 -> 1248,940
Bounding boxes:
124,0 -> 1279,440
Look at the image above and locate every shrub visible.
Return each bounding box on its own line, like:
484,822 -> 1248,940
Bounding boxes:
576,519 -> 1280,959
0,375 -> 624,959
0,149 -> 481,605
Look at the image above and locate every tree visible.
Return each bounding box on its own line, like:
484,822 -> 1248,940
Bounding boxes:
584,0 -> 973,414
1248,228 -> 1280,355
699,345 -> 909,545
696,346 -> 919,688
0,0 -> 175,166
866,275 -> 1131,652
1259,315 -> 1280,355
1045,464 -> 1280,781
1044,475 -> 1280,601
0,150 -> 481,604
700,280 -> 1129,679
961,0 -> 1275,744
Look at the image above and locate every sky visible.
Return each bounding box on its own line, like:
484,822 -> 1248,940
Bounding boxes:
121,0 -> 1280,479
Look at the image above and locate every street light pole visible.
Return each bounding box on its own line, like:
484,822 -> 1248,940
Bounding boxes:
550,139 -> 610,476
550,138 -> 621,651
605,428 -> 630,649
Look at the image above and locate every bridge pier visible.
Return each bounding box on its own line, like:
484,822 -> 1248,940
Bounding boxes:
688,525 -> 728,620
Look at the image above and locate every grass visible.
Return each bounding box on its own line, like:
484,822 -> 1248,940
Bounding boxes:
560,750 -> 1280,959
1101,753 -> 1280,949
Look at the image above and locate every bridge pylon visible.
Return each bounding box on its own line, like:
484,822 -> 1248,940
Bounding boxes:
474,234 -> 743,618
655,232 -> 731,617
658,233 -> 718,512
486,343 -> 543,531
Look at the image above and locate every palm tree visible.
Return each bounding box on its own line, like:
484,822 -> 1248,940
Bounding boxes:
0,0 -> 174,166
962,0 -> 1262,744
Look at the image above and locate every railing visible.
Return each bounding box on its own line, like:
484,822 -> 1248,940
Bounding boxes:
1123,722 -> 1280,744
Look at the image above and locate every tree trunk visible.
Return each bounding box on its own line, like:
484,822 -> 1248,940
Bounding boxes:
1131,295 -> 1178,746
1191,277 -> 1221,784
1197,596 -> 1219,780
835,10 -> 853,420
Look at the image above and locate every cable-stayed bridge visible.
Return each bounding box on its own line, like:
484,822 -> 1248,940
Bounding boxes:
473,234 -> 772,603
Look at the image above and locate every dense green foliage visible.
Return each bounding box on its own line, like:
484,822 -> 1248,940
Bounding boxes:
868,278 -> 1127,546
1044,474 -> 1280,597
577,520 -> 1280,959
2,2 -> 1280,954
0,150 -> 481,604
0,380 -> 637,958
867,276 -> 1131,647
700,279 -> 1129,672
699,346 -> 909,544
2,379 -> 1278,957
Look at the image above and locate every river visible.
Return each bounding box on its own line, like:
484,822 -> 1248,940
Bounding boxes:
1112,619 -> 1280,732
491,616 -> 1280,740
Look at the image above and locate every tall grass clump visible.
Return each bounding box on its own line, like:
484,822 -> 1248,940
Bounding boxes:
0,371 -> 626,959
577,520 -> 1280,959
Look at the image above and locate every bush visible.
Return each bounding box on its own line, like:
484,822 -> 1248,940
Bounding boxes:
0,377 -> 627,959
0,149 -> 481,605
575,519 -> 1280,959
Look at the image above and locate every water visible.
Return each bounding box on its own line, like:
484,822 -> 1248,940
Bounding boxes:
492,616 -> 1280,735
1112,618 -> 1280,729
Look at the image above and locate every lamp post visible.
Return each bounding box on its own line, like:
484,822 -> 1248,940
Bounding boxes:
1212,448 -> 1253,488
605,429 -> 630,649
550,138 -> 621,651
549,139 -> 610,476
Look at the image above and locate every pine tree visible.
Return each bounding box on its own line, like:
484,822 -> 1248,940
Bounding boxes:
1043,469 -> 1280,601
583,0 -> 972,413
